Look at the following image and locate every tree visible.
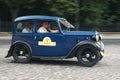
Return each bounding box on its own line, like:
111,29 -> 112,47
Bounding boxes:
105,0 -> 120,23
2,0 -> 35,21
79,0 -> 109,24
2,0 -> 79,24
45,0 -> 79,24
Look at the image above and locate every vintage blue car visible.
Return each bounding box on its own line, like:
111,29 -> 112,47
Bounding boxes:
6,16 -> 104,67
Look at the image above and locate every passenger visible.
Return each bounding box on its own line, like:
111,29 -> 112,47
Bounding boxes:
22,21 -> 33,33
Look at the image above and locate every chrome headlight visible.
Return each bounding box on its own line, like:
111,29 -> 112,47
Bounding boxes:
99,34 -> 103,40
92,35 -> 99,41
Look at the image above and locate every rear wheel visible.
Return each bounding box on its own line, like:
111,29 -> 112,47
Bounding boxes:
12,44 -> 32,63
77,45 -> 100,67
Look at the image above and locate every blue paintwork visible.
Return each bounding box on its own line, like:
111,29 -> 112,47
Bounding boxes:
11,15 -> 98,57
14,15 -> 61,22
62,31 -> 97,35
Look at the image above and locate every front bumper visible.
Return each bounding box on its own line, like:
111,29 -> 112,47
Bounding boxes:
96,41 -> 104,56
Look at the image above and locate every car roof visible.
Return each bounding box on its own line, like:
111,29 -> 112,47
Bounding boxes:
14,15 -> 64,22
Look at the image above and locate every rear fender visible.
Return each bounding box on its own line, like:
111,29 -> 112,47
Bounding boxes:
5,41 -> 32,58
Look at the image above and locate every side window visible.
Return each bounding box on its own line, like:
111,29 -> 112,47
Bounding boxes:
16,21 -> 33,33
37,20 -> 59,33
16,22 -> 23,32
50,21 -> 58,30
60,22 -> 67,30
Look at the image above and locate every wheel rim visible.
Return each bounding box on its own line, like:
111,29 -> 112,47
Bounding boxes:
80,48 -> 97,63
15,45 -> 29,61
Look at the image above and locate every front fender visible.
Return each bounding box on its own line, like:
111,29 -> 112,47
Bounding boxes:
66,40 -> 104,58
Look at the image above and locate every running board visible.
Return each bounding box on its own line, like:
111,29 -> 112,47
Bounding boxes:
32,56 -> 67,59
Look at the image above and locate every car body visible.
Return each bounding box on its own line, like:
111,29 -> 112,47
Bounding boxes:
6,15 -> 104,67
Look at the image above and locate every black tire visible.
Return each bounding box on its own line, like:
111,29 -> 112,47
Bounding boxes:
12,43 -> 32,63
77,45 -> 100,67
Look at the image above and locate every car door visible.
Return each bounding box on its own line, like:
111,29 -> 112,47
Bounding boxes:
36,33 -> 68,56
34,20 -> 68,56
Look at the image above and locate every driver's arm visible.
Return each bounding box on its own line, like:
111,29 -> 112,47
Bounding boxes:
48,27 -> 58,33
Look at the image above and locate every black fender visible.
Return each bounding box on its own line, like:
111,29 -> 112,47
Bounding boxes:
5,41 -> 32,58
66,40 -> 104,58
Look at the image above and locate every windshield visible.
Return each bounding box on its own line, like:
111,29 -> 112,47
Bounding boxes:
59,19 -> 75,31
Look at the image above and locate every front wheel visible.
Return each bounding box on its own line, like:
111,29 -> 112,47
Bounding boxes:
77,45 -> 100,67
12,44 -> 32,63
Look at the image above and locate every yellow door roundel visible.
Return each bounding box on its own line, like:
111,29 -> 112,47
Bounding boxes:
38,37 -> 56,46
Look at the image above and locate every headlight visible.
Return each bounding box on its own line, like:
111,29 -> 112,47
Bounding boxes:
92,35 -> 99,41
96,35 -> 99,41
99,34 -> 103,40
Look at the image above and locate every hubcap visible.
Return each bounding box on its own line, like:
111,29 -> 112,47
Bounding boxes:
80,49 -> 96,63
16,46 -> 29,60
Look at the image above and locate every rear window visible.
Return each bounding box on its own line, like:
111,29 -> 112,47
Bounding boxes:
16,21 -> 34,33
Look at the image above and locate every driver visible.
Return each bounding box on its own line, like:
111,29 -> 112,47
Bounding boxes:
38,21 -> 58,33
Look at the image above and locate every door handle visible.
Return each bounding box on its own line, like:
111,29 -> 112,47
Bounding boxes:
34,36 -> 37,40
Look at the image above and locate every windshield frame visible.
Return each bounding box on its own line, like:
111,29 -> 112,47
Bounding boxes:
59,19 -> 75,30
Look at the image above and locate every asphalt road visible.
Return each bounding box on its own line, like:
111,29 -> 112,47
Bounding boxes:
0,39 -> 120,80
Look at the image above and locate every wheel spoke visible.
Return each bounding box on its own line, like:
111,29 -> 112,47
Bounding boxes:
81,49 -> 97,63
16,46 -> 29,60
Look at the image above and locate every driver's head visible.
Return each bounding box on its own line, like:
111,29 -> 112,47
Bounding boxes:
42,21 -> 50,29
